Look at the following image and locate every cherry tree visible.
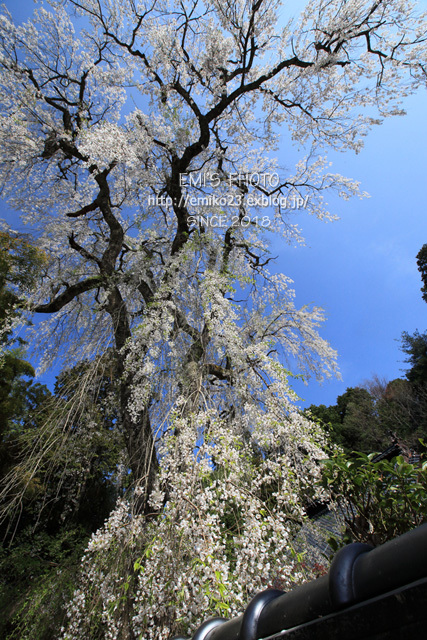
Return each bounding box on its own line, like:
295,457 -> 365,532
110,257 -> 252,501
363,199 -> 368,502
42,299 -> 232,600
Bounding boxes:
0,0 -> 426,637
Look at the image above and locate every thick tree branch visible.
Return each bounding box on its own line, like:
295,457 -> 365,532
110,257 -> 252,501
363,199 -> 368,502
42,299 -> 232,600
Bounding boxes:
68,232 -> 102,267
33,276 -> 103,313
66,199 -> 100,219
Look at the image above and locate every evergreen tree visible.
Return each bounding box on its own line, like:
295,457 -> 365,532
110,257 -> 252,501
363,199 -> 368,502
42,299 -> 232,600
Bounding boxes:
416,244 -> 427,303
401,330 -> 427,387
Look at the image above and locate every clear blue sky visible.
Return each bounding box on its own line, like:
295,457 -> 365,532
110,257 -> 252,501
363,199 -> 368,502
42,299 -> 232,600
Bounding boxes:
282,88 -> 427,407
3,0 -> 427,408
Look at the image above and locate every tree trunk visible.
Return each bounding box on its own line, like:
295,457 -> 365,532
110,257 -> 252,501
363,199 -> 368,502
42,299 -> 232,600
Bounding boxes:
107,285 -> 158,514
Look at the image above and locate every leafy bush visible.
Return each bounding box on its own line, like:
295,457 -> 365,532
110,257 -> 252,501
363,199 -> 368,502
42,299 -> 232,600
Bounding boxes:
321,451 -> 427,549
0,526 -> 88,640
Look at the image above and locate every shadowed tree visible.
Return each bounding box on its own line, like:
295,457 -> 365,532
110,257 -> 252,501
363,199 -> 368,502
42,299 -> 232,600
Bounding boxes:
416,244 -> 427,303
401,330 -> 427,387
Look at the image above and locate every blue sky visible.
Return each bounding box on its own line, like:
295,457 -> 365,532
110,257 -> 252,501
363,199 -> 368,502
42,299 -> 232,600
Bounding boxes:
282,87 -> 427,407
2,0 -> 427,408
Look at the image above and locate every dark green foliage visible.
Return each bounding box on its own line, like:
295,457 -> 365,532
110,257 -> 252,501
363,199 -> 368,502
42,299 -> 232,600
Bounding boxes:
0,232 -> 49,479
0,526 -> 89,640
400,330 -> 427,386
0,356 -> 125,638
0,364 -> 51,478
0,233 -> 125,635
321,451 -> 427,548
416,244 -> 427,303
0,231 -> 45,340
307,387 -> 388,454
3,359 -> 123,539
334,387 -> 381,452
308,374 -> 427,454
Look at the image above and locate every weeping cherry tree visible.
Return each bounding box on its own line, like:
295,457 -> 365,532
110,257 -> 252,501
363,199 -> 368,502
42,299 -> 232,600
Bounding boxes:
0,0 -> 426,637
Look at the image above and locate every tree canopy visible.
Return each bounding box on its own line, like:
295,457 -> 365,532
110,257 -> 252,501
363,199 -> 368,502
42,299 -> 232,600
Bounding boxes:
401,329 -> 427,386
308,374 -> 427,454
416,244 -> 427,303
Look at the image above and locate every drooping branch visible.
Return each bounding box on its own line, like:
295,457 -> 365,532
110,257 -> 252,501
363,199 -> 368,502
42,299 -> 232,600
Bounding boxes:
33,276 -> 103,313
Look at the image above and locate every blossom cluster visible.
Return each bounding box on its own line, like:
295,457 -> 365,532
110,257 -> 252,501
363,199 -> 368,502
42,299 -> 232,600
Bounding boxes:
60,407 -> 327,639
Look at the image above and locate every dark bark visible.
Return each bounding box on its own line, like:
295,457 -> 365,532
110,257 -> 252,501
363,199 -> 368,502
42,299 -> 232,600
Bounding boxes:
105,285 -> 158,514
33,276 -> 103,313
33,158 -> 159,513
